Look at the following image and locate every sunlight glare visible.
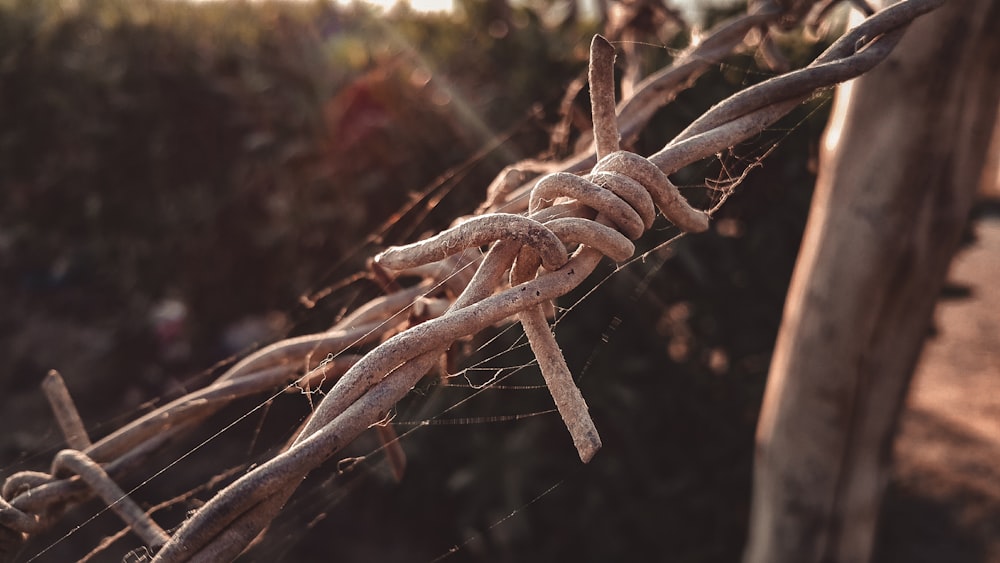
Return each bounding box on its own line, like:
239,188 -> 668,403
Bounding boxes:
178,0 -> 454,12
337,0 -> 453,12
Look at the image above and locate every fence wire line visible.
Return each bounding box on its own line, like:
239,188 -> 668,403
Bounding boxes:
0,0 -> 943,560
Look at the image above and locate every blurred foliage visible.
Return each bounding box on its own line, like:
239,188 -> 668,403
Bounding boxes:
0,0 -> 588,378
0,0 -> 833,561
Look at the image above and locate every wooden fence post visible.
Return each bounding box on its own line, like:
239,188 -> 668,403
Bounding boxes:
744,0 -> 1000,562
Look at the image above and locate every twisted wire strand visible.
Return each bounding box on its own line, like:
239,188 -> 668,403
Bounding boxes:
0,1 -> 943,559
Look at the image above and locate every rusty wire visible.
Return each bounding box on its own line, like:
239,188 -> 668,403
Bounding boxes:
0,0 -> 944,559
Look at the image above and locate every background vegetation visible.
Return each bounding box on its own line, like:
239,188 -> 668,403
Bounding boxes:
0,1 -> 844,561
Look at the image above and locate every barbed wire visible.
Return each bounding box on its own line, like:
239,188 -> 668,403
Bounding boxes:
0,0 -> 944,560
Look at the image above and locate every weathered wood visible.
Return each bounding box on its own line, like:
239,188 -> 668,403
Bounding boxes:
744,0 -> 1000,561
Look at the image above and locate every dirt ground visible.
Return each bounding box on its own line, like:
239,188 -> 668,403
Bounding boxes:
877,213 -> 1000,562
